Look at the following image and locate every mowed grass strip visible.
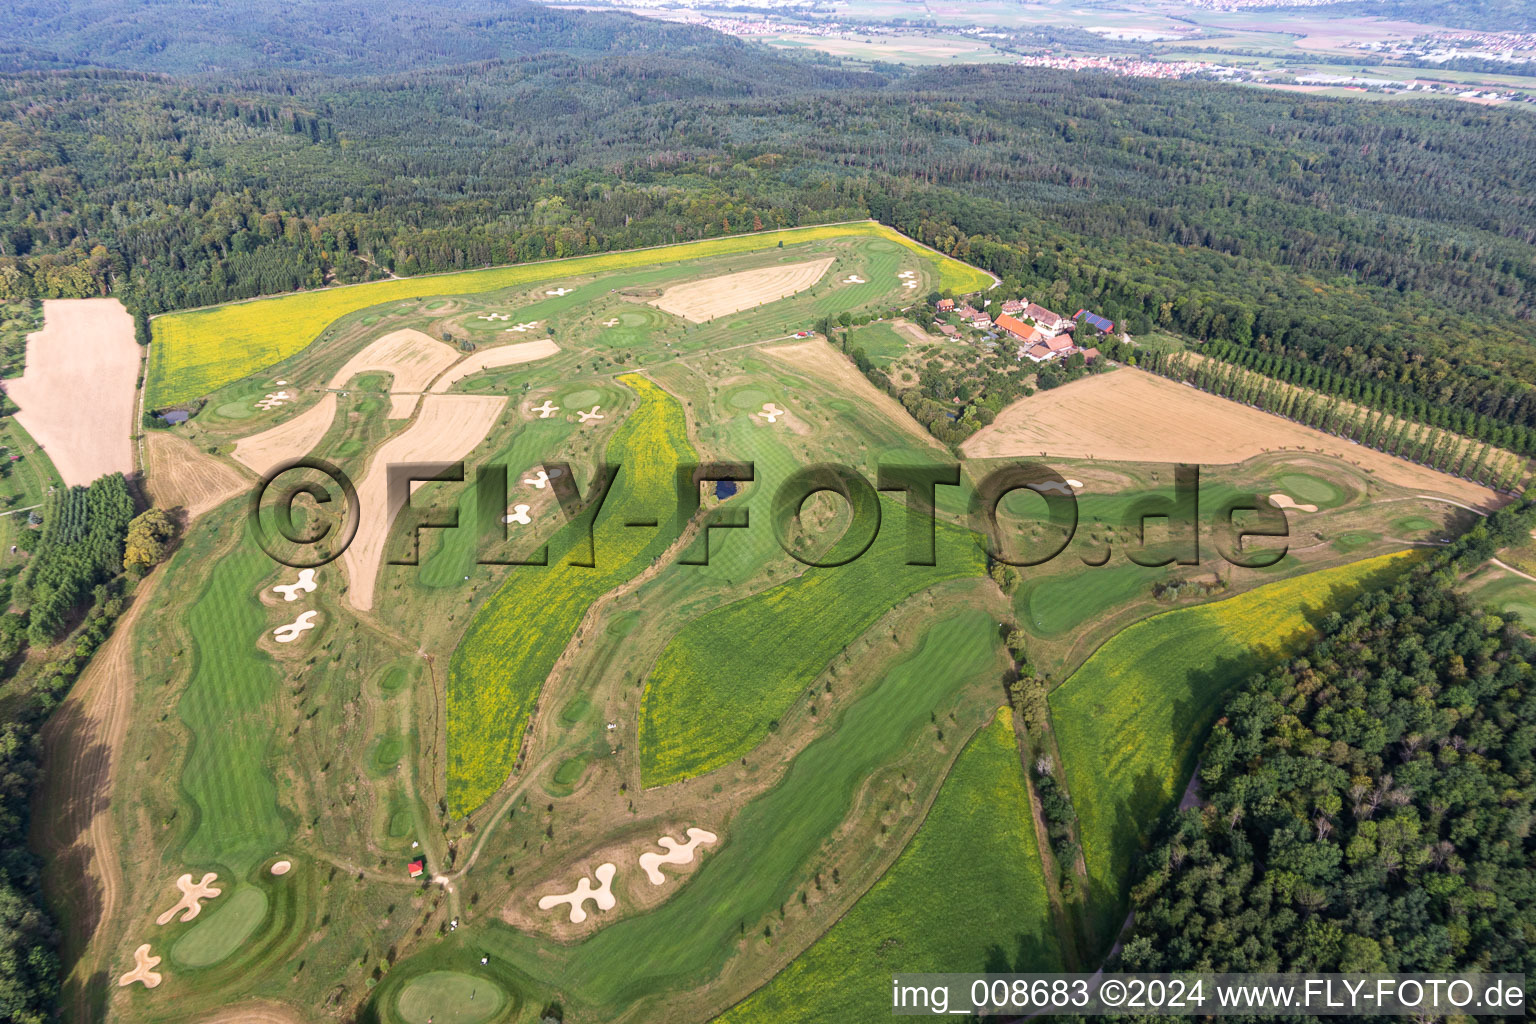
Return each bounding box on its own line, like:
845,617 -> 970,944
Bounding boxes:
716,707 -> 1062,1024
446,375 -> 695,816
638,503 -> 985,786
476,611 -> 1004,1012
147,222 -> 992,407
1048,551 -> 1416,945
176,530 -> 291,874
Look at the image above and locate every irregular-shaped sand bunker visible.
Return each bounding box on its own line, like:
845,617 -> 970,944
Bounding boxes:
272,569 -> 317,602
638,828 -> 718,886
897,269 -> 918,290
119,944 -> 162,989
538,863 -> 617,923
273,610 -> 318,644
254,390 -> 293,411
477,312 -> 510,321
328,328 -> 460,393
1067,479 -> 1084,490
522,467 -> 563,489
270,860 -> 292,876
504,321 -> 541,333
650,257 -> 834,322
843,275 -> 866,284
1270,493 -> 1318,513
342,394 -> 507,611
156,872 -> 221,925
532,400 -> 560,419
755,403 -> 785,424
502,504 -> 532,525
231,392 -> 339,478
601,318 -> 621,327
546,287 -> 574,297
577,405 -> 604,423
430,339 -> 559,393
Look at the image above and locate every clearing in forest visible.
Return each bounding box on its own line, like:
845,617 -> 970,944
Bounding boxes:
7,298 -> 139,486
650,257 -> 835,322
962,369 -> 1497,507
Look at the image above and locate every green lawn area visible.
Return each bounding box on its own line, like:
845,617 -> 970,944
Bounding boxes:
1466,570 -> 1536,629
845,321 -> 911,368
1018,562 -> 1160,638
472,610 -> 1005,1016
170,886 -> 270,968
715,707 -> 1061,1023
1049,551 -> 1414,948
638,500 -> 985,786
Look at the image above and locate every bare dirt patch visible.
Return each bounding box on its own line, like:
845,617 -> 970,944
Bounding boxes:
342,394 -> 506,611
6,298 -> 139,486
430,338 -> 560,393
143,431 -> 246,519
651,257 -> 834,322
327,328 -> 459,392
962,370 -> 1498,507
231,393 -> 338,478
764,337 -> 943,452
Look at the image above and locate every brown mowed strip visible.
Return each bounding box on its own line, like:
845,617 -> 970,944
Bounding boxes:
650,257 -> 834,322
231,393 -> 338,479
6,298 -> 139,486
327,327 -> 460,392
429,338 -> 559,393
144,431 -> 246,519
342,393 -> 507,611
962,369 -> 1498,508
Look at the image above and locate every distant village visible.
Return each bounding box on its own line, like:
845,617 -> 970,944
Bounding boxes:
931,295 -> 1112,368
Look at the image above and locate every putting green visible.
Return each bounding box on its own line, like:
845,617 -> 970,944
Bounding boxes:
553,756 -> 587,785
560,388 -> 603,408
1393,515 -> 1436,533
606,611 -> 639,637
170,886 -> 269,969
372,734 -> 405,774
396,971 -> 507,1024
1274,472 -> 1345,508
618,309 -> 652,327
1332,530 -> 1379,552
725,386 -> 773,411
214,400 -> 253,420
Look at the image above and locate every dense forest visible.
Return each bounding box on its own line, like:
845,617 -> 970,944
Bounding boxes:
0,1 -> 1532,433
1119,494 -> 1536,978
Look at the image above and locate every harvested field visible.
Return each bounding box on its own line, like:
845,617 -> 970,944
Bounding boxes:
342,394 -> 506,611
650,257 -> 834,322
144,431 -> 246,519
6,298 -> 138,486
430,338 -> 559,392
327,328 -> 459,392
764,337 -> 943,452
230,393 -> 338,478
387,393 -> 420,419
963,370 -> 1498,507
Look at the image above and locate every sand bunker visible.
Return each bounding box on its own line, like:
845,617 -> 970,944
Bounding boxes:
273,610 -> 318,644
650,257 -> 835,322
119,944 -> 163,989
502,504 -> 532,526
477,313 -> 511,321
388,393 -> 420,419
231,393 -> 339,479
504,321 -> 541,333
546,287 -> 574,297
272,569 -> 317,602
328,329 -> 459,392
843,275 -> 866,284
430,339 -> 559,393
532,400 -> 560,419
638,828 -> 717,886
1067,479 -> 1084,490
1270,493 -> 1318,513
254,390 -> 293,412
522,467 -> 564,490
7,298 -> 138,487
601,318 -> 620,327
577,405 -> 605,424
537,863 -> 617,923
342,394 -> 506,611
270,861 -> 292,876
755,403 -> 785,424
156,872 -> 221,925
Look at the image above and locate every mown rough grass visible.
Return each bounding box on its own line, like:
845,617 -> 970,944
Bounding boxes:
445,375 -> 694,816
638,503 -> 985,787
147,222 -> 992,406
1048,551 -> 1416,946
716,707 -> 1062,1023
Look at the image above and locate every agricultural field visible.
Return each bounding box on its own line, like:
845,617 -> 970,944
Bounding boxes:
39,217 -> 1525,1024
1049,550 -> 1418,947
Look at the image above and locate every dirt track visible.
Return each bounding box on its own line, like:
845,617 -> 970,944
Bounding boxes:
962,369 -> 1499,507
651,257 -> 834,322
144,431 -> 247,519
342,394 -> 507,611
327,328 -> 459,391
7,298 -> 139,486
231,393 -> 338,478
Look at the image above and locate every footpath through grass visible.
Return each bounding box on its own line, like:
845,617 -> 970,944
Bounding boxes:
473,610 -> 1004,1014
716,707 -> 1062,1023
445,374 -> 695,816
1049,551 -> 1416,947
147,222 -> 993,407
